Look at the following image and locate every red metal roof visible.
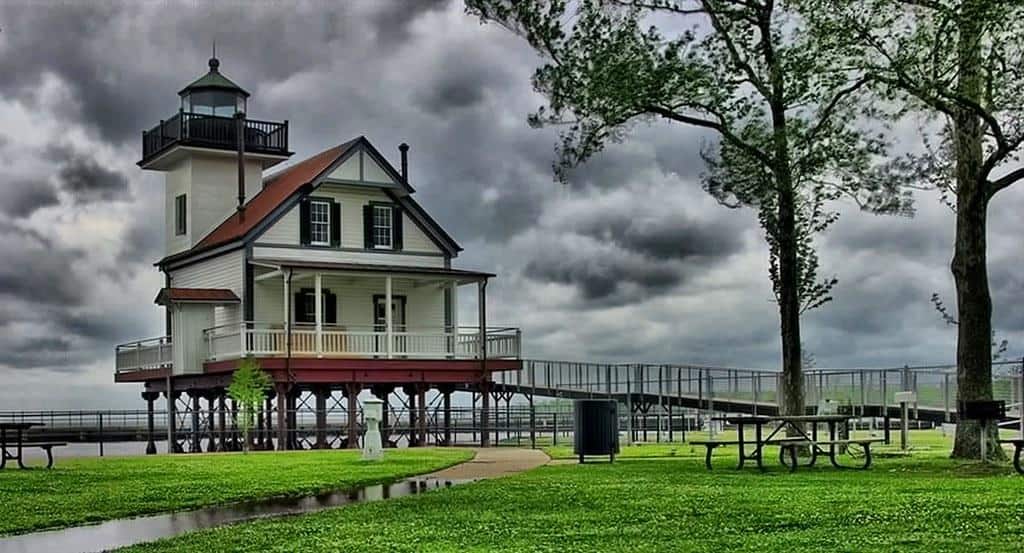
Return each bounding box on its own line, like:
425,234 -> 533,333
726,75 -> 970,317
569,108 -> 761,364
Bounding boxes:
194,138 -> 360,251
155,287 -> 240,305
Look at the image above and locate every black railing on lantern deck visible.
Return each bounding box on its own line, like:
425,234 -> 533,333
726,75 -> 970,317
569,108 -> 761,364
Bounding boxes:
140,111 -> 289,164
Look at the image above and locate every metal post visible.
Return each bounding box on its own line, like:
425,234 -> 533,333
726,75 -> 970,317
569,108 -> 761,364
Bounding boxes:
529,395 -> 536,449
900,400 -> 909,451
943,373 -> 951,423
98,412 -> 104,457
625,366 -> 633,445
552,411 -> 558,446
276,383 -> 288,451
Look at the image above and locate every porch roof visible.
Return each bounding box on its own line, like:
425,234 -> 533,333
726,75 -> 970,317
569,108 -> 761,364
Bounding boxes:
155,287 -> 241,306
252,259 -> 495,280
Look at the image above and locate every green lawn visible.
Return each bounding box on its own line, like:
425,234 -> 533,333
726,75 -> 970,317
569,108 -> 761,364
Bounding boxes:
0,448 -> 471,536
125,431 -> 1024,552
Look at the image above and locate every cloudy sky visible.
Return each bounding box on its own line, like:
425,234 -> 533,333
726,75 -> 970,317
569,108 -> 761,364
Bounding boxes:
0,1 -> 1021,409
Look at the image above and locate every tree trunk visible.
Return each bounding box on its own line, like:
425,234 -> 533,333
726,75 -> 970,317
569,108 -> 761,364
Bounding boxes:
762,9 -> 805,420
950,0 -> 1002,460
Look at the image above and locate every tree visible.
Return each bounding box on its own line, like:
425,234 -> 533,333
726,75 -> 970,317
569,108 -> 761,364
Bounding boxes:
466,0 -> 909,419
227,357 -> 272,453
800,0 -> 1024,459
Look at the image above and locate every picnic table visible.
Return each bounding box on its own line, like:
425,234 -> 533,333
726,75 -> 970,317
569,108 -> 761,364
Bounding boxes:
0,422 -> 65,469
694,414 -> 882,472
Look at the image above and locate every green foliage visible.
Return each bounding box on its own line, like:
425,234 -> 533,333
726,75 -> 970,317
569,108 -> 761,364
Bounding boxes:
126,434 -> 1023,552
227,358 -> 272,453
467,0 -> 911,314
0,449 -> 471,536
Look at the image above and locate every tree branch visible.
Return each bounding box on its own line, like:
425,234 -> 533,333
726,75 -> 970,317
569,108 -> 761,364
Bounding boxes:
646,104 -> 773,166
988,166 -> 1024,198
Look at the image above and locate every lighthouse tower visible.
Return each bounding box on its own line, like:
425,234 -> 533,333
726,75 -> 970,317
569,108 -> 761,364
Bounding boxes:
138,56 -> 292,257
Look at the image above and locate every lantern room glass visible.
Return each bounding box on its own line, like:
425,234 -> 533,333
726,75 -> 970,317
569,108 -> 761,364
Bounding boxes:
181,90 -> 246,117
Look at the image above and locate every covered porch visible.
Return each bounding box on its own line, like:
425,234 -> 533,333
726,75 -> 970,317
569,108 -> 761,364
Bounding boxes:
205,260 -> 519,363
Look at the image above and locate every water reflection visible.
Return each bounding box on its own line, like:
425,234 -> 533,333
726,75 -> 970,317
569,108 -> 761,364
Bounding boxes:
0,477 -> 472,553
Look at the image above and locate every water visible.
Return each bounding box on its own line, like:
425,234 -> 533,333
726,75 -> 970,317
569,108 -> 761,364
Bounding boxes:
0,477 -> 472,553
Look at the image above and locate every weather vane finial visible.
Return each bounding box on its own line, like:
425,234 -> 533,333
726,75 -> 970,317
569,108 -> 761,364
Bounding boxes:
212,39 -> 216,59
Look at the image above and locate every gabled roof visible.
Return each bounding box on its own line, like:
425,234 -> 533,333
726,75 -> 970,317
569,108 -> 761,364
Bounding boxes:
155,287 -> 240,305
159,136 -> 462,269
194,138 -> 360,252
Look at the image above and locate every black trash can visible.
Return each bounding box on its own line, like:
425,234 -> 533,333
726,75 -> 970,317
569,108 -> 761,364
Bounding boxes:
574,399 -> 620,463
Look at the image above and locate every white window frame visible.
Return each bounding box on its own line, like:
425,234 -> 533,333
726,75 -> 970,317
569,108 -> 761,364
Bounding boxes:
310,200 -> 331,246
373,205 -> 393,249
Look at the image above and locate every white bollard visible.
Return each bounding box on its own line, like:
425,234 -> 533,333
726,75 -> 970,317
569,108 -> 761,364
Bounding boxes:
362,398 -> 384,461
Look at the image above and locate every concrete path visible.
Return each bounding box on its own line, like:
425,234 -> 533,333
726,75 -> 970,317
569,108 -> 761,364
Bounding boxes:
427,448 -> 549,480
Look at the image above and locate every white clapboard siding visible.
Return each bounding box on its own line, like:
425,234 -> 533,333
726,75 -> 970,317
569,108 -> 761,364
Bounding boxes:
169,250 -> 244,327
255,183 -> 442,254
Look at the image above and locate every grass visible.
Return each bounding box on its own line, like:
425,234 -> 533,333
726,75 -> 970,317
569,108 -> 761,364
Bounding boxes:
125,430 -> 1024,552
0,448 -> 471,536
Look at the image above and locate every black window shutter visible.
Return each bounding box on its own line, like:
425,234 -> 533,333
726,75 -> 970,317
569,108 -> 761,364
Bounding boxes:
363,204 -> 373,248
325,291 -> 337,324
293,290 -> 307,323
299,198 -> 311,246
330,201 -> 341,247
392,206 -> 403,251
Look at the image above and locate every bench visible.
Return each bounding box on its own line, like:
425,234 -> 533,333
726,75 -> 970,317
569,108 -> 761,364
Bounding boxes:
692,437 -> 808,470
999,439 -> 1024,474
778,438 -> 883,472
1,442 -> 67,469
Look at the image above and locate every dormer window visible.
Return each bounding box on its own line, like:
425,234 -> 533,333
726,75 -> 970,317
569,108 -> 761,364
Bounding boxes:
363,203 -> 404,251
309,200 -> 330,246
372,205 -> 392,249
299,196 -> 340,247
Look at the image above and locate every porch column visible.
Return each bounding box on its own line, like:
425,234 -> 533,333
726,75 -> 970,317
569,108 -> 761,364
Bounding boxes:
287,389 -> 300,450
276,382 -> 289,450
282,268 -> 292,351
480,380 -> 491,447
385,275 -> 393,359
142,391 -> 158,455
345,383 -> 361,449
448,281 -> 458,357
314,386 -> 328,449
477,280 -> 487,360
315,272 -> 323,357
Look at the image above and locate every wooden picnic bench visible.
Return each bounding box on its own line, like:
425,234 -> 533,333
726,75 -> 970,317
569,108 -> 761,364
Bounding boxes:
691,436 -> 805,470
777,438 -> 884,472
0,423 -> 67,469
694,414 -> 882,472
999,439 -> 1024,474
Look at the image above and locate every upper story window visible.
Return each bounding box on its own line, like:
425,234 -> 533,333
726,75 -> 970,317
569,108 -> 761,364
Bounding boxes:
174,194 -> 187,236
301,197 -> 339,247
310,200 -> 330,246
372,205 -> 392,249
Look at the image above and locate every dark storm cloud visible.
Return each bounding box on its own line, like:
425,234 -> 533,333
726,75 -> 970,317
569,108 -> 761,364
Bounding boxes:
525,245 -> 683,303
0,336 -> 73,370
574,213 -> 744,261
366,0 -> 448,46
0,221 -> 86,306
0,179 -> 59,218
117,215 -> 163,264
54,151 -> 130,203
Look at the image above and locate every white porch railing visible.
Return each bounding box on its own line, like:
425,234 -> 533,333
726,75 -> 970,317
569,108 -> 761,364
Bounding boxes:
203,323 -> 521,362
115,336 -> 172,374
